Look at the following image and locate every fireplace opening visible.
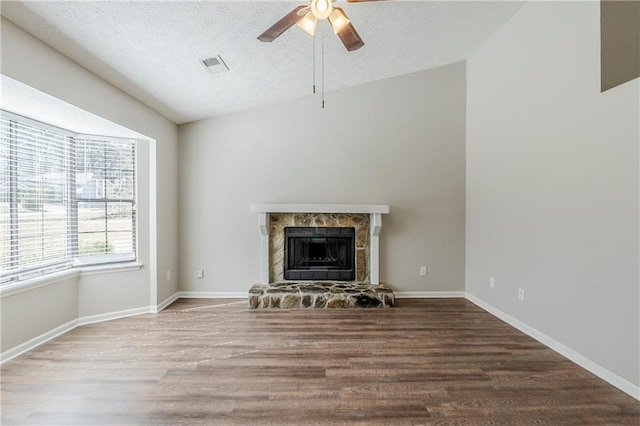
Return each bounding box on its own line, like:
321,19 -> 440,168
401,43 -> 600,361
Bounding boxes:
284,227 -> 355,281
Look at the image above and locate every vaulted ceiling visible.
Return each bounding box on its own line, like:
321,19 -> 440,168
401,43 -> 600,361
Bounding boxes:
1,1 -> 523,124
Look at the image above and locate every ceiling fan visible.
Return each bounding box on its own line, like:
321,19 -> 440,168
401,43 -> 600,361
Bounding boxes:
258,0 -> 383,52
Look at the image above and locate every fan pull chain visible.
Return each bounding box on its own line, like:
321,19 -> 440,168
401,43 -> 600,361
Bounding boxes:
312,34 -> 316,94
321,36 -> 325,109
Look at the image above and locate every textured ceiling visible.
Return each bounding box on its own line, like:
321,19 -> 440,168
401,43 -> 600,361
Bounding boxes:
1,1 -> 523,124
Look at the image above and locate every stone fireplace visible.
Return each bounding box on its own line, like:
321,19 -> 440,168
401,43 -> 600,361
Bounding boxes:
249,204 -> 394,309
251,204 -> 389,285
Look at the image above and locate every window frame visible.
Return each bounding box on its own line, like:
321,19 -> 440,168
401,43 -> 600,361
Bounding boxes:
73,135 -> 137,267
0,110 -> 139,287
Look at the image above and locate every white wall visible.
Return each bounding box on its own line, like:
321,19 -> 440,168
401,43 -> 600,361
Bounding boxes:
1,277 -> 78,351
466,2 -> 639,389
0,17 -> 180,353
178,62 -> 466,294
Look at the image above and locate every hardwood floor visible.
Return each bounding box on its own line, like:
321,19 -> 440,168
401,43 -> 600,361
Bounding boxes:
1,298 -> 638,425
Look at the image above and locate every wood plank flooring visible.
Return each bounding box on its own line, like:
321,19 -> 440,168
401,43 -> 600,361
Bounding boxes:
1,298 -> 638,425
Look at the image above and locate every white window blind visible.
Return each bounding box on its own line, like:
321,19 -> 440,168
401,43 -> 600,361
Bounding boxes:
0,112 -> 136,285
75,137 -> 136,265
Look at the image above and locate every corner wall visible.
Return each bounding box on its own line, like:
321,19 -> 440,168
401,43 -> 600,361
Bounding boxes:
178,63 -> 467,294
0,17 -> 180,354
466,2 -> 639,391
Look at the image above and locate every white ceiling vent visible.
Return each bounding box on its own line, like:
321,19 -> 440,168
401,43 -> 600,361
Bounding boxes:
201,55 -> 229,74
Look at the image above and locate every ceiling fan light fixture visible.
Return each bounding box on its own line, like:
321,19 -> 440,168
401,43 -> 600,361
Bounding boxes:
328,8 -> 350,34
311,0 -> 333,20
297,11 -> 318,36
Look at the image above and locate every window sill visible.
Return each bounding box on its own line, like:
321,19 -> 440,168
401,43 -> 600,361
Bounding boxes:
79,261 -> 142,276
0,262 -> 143,299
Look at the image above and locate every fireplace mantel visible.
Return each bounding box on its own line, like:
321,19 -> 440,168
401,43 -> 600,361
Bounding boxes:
250,204 -> 390,214
251,204 -> 390,285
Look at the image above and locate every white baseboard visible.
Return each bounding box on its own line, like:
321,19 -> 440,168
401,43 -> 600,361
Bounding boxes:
155,292 -> 180,312
0,318 -> 79,364
395,291 -> 466,298
78,306 -> 151,326
1,305 -> 153,364
465,293 -> 640,401
176,291 -> 247,299
1,294 -> 247,364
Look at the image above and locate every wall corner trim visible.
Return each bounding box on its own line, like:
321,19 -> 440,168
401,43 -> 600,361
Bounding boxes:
155,292 -> 180,313
465,293 -> 640,401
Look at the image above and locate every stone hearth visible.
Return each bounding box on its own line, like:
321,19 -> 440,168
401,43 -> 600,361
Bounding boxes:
249,282 -> 395,309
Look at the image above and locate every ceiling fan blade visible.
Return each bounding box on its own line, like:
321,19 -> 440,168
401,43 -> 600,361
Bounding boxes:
258,6 -> 308,42
336,22 -> 364,51
345,0 -> 389,2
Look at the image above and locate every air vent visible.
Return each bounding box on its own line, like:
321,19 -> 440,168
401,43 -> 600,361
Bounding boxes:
201,55 -> 229,74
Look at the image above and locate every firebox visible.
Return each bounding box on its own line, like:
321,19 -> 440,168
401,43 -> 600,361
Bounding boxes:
284,227 -> 355,281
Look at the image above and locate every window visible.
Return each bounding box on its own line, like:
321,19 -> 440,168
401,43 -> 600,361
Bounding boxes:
0,112 -> 136,285
75,137 -> 136,263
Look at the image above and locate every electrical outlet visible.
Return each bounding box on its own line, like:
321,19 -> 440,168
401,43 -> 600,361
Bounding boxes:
518,287 -> 525,301
489,276 -> 495,288
196,269 -> 204,279
419,266 -> 427,276
166,270 -> 171,282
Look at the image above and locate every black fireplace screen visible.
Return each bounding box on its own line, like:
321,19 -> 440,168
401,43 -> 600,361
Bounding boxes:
284,227 -> 355,281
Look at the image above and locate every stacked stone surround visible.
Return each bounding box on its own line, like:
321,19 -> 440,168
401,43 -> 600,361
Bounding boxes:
249,282 -> 395,309
269,213 -> 370,283
252,210 -> 394,310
